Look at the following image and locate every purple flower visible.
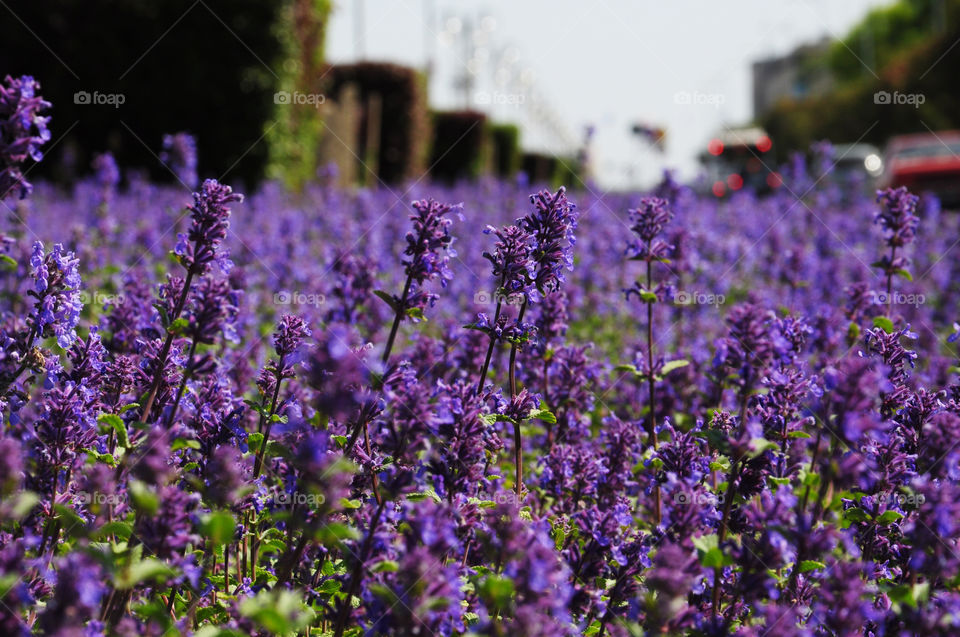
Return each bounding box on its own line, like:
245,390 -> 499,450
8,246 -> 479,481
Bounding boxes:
273,314 -> 312,364
875,186 -> 919,248
482,224 -> 535,297
161,132 -> 199,188
0,75 -> 51,199
399,198 -> 461,311
627,196 -> 673,261
518,187 -> 578,295
92,151 -> 120,203
28,241 -> 83,349
175,179 -> 244,276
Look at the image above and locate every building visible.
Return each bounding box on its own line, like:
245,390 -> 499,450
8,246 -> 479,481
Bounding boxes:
752,37 -> 834,119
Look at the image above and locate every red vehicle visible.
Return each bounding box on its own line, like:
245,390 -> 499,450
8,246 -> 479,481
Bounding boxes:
698,127 -> 782,198
880,131 -> 960,206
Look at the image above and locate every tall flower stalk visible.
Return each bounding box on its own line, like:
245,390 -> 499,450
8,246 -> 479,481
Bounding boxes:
624,196 -> 673,524
139,179 -> 242,424
0,74 -> 50,200
874,186 -> 918,301
379,198 -> 460,365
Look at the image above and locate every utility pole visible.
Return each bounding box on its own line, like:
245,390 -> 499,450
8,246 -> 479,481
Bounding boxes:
355,0 -> 366,60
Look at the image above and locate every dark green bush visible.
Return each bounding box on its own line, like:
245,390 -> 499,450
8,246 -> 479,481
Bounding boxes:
489,123 -> 521,177
429,110 -> 489,183
0,0 -> 304,186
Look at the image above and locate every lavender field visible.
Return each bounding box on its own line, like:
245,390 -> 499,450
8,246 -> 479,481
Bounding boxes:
5,75 -> 960,636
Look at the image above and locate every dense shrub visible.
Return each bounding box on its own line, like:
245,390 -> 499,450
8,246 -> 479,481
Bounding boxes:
429,110 -> 490,183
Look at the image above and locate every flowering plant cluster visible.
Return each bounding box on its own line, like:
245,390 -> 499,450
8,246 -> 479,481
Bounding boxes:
4,85 -> 960,637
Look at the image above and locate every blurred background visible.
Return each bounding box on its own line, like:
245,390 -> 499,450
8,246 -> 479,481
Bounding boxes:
1,0 -> 959,198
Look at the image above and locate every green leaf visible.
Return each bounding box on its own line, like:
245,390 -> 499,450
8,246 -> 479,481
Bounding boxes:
0,255 -> 17,270
701,547 -> 731,568
888,582 -> 930,609
170,438 -> 201,452
167,317 -> 189,336
847,321 -> 861,343
98,413 -> 130,448
95,521 -> 134,540
202,511 -> 236,546
842,507 -> 870,523
799,560 -> 826,573
370,560 -> 400,573
128,480 -> 159,516
872,316 -> 895,334
787,430 -> 812,439
877,510 -> 904,525
692,534 -> 719,554
407,489 -> 442,503
638,290 -> 658,303
893,268 -> 913,281
247,432 -> 265,453
373,290 -> 399,312
661,359 -> 690,375
117,558 -> 174,589
478,575 -> 515,607
9,492 -> 39,519
527,407 -> 557,424
405,306 -> 427,322
119,402 -> 140,414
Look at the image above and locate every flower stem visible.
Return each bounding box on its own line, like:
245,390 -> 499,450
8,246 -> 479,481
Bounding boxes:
141,268 -> 195,424
508,298 -> 528,495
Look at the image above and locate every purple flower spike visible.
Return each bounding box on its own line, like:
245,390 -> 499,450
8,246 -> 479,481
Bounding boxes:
175,179 -> 244,276
519,186 -> 578,296
161,132 -> 199,189
0,75 -> 51,199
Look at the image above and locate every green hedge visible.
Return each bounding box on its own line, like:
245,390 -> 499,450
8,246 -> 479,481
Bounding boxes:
489,123 -> 521,177
428,110 -> 490,183
0,0 -> 302,186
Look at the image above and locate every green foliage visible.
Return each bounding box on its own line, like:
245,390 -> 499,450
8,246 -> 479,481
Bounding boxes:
429,110 -> 490,183
266,0 -> 334,189
489,123 -> 521,177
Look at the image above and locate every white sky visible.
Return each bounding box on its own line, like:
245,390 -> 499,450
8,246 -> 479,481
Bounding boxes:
326,0 -> 891,189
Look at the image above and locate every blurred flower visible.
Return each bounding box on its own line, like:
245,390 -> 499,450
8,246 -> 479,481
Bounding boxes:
0,74 -> 50,199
